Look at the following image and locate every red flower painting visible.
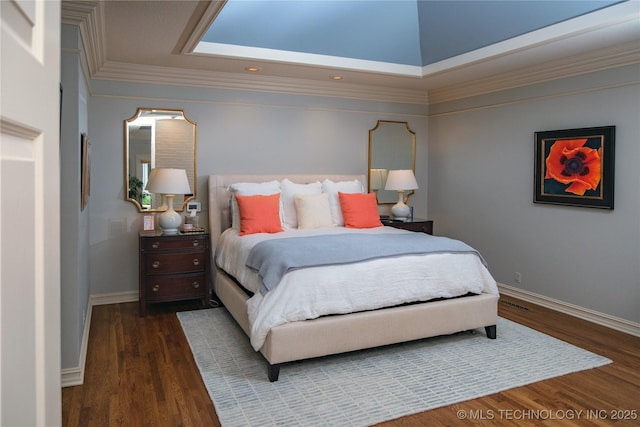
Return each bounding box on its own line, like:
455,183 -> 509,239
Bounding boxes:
544,138 -> 602,196
534,126 -> 614,209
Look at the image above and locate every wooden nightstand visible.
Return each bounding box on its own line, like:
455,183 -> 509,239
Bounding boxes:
138,232 -> 210,316
382,218 -> 433,235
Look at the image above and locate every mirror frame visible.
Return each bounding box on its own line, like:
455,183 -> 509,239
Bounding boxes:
124,107 -> 197,212
368,120 -> 416,204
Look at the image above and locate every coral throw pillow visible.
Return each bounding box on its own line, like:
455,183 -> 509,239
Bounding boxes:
235,193 -> 284,236
338,192 -> 383,228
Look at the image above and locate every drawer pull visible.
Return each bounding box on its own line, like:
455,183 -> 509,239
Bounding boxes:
152,284 -> 160,292
192,259 -> 200,266
192,240 -> 200,247
192,281 -> 200,289
151,242 -> 160,249
152,261 -> 161,269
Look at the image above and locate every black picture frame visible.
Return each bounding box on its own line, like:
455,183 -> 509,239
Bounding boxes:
534,126 -> 615,209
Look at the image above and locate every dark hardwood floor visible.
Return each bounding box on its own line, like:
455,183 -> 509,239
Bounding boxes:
62,297 -> 640,426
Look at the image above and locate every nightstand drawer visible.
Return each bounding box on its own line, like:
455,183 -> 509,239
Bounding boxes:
141,235 -> 207,251
142,252 -> 207,274
144,273 -> 207,301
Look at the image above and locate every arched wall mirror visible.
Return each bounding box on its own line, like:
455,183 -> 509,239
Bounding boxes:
124,108 -> 197,212
368,120 -> 416,204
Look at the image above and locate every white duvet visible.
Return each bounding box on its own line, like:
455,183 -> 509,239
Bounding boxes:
215,226 -> 499,351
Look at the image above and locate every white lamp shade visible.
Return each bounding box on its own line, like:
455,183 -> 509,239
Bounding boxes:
145,168 -> 191,195
144,168 -> 191,234
384,169 -> 418,191
369,169 -> 388,190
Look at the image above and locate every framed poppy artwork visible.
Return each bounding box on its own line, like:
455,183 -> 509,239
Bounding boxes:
534,126 -> 615,209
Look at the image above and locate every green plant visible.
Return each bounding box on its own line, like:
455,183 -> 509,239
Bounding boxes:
128,176 -> 143,203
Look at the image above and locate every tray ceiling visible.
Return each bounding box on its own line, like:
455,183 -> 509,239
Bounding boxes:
61,0 -> 640,103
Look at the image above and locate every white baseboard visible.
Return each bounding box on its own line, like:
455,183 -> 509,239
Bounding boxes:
61,290 -> 140,387
90,290 -> 139,306
498,283 -> 640,337
61,299 -> 93,387
61,366 -> 83,388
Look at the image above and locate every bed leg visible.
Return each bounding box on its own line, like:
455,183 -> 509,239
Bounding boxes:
268,364 -> 281,382
485,325 -> 497,339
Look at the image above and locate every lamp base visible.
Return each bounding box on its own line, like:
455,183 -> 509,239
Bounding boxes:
391,190 -> 410,220
157,194 -> 182,235
158,210 -> 181,235
391,201 -> 410,221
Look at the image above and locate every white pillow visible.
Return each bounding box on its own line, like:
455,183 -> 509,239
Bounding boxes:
280,179 -> 322,228
228,181 -> 282,229
294,193 -> 334,229
321,179 -> 364,226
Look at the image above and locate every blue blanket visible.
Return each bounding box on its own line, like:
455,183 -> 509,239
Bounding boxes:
245,233 -> 487,294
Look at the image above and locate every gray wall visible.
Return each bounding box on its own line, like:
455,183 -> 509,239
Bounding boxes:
428,65 -> 640,323
87,80 -> 428,296
60,25 -> 90,369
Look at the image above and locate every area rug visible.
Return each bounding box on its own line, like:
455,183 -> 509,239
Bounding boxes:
177,308 -> 611,427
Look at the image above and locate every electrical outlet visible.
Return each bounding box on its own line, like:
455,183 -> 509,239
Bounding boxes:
514,272 -> 522,285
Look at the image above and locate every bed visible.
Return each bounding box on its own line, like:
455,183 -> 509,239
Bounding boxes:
208,174 -> 499,381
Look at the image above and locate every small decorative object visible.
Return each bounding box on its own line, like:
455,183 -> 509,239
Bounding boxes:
534,126 -> 615,209
144,168 -> 192,234
385,169 -> 419,220
140,213 -> 156,234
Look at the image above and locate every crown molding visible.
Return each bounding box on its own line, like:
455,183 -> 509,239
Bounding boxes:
92,61 -> 429,105
61,0 -> 106,76
428,41 -> 640,105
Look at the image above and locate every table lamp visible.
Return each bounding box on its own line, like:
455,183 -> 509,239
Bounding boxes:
384,169 -> 418,220
145,168 -> 191,234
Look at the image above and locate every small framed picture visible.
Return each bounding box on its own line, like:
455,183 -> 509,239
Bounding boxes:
140,213 -> 157,234
80,133 -> 91,211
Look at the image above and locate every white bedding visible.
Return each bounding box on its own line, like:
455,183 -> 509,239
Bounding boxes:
215,226 -> 499,351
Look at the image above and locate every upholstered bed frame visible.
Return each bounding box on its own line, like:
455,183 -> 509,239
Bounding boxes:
208,174 -> 498,381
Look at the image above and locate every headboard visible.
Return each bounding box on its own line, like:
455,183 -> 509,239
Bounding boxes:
207,174 -> 367,252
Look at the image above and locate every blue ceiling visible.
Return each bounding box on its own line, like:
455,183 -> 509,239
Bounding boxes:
200,0 -> 624,67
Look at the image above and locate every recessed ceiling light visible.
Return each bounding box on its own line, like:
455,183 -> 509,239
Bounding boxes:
245,66 -> 261,72
331,75 -> 343,81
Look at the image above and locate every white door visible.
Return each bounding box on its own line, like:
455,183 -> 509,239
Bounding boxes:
1,0 -> 61,425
